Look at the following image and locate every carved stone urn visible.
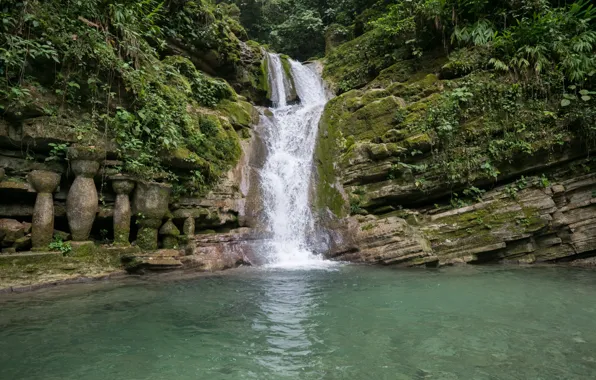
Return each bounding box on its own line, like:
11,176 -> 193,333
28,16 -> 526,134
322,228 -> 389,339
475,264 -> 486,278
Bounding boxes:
66,146 -> 103,241
133,181 -> 171,250
111,175 -> 135,245
28,170 -> 61,250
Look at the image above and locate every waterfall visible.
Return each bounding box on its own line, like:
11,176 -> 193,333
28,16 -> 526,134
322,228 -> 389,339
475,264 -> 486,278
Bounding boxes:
259,53 -> 330,268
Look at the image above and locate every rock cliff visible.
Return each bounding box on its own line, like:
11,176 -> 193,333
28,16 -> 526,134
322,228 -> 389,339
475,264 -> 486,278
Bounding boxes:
316,49 -> 596,267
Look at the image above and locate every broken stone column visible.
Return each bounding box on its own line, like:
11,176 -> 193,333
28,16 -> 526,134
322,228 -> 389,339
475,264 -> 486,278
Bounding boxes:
66,146 -> 103,241
183,217 -> 195,236
111,176 -> 135,245
28,170 -> 61,250
178,216 -> 196,255
133,181 -> 171,251
159,219 -> 180,249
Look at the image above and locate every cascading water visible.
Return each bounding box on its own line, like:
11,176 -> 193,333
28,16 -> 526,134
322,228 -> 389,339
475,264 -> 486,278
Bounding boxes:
259,53 -> 330,268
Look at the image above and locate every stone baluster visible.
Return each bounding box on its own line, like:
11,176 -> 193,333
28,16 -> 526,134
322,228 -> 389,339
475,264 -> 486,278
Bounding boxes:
66,146 -> 103,241
28,170 -> 61,250
133,181 -> 171,251
111,176 -> 135,245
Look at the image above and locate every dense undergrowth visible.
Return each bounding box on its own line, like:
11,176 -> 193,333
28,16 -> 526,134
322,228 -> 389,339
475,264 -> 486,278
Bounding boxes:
325,0 -> 596,92
312,0 -> 596,215
0,0 -> 260,196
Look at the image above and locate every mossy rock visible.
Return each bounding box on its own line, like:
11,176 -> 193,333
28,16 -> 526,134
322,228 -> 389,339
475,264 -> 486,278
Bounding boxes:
280,55 -> 298,103
260,54 -> 272,101
368,60 -> 416,88
314,98 -> 350,217
164,147 -> 209,171
389,74 -> 442,101
403,133 -> 432,154
348,96 -> 406,140
323,30 -> 404,93
216,99 -> 257,129
403,93 -> 441,127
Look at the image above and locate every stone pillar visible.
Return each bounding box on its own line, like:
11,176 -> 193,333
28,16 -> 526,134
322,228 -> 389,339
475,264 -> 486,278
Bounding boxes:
111,176 -> 135,245
183,217 -> 195,236
66,147 -> 103,241
159,219 -> 180,249
133,181 -> 171,251
28,170 -> 61,250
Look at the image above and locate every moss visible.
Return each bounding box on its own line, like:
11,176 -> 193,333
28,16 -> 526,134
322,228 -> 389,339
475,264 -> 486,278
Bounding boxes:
259,55 -> 271,101
403,133 -> 432,153
314,99 -> 349,217
361,89 -> 390,104
403,93 -> 441,126
348,96 -> 405,140
0,246 -> 125,290
70,241 -> 97,258
389,74 -> 442,101
136,227 -> 158,251
172,146 -> 198,161
342,90 -> 366,111
323,30 -> 402,92
318,93 -> 402,145
425,199 -> 546,245
280,55 -> 298,101
368,60 -> 416,88
216,99 -> 255,128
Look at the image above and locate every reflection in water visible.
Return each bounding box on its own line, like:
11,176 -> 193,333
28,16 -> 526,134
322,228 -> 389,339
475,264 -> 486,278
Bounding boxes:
252,271 -> 322,377
3,266 -> 596,379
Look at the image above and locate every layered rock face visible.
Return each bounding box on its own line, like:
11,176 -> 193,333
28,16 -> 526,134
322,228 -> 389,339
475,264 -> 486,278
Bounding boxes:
328,170 -> 596,266
317,55 -> 596,267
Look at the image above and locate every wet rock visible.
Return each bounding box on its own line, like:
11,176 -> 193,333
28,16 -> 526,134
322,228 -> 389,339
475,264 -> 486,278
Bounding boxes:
329,216 -> 435,265
124,249 -> 183,272
183,228 -> 257,270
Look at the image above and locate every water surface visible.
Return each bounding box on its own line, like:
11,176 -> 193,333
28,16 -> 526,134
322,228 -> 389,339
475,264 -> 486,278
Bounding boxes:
1,265 -> 596,379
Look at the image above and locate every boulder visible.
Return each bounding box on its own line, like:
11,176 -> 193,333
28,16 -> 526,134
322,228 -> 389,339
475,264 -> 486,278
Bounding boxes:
0,219 -> 25,245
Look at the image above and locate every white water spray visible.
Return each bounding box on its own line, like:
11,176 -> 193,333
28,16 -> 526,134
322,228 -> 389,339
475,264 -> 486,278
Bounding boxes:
259,53 -> 330,268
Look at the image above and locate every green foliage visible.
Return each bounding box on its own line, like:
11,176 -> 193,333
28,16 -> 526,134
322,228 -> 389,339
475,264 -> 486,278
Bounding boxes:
405,71 -> 594,186
0,0 -> 246,195
349,196 -> 364,214
486,1 -> 596,83
324,30 -> 401,92
324,0 -> 596,92
47,143 -> 68,161
538,174 -> 550,188
270,10 -> 325,59
49,236 -> 72,256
